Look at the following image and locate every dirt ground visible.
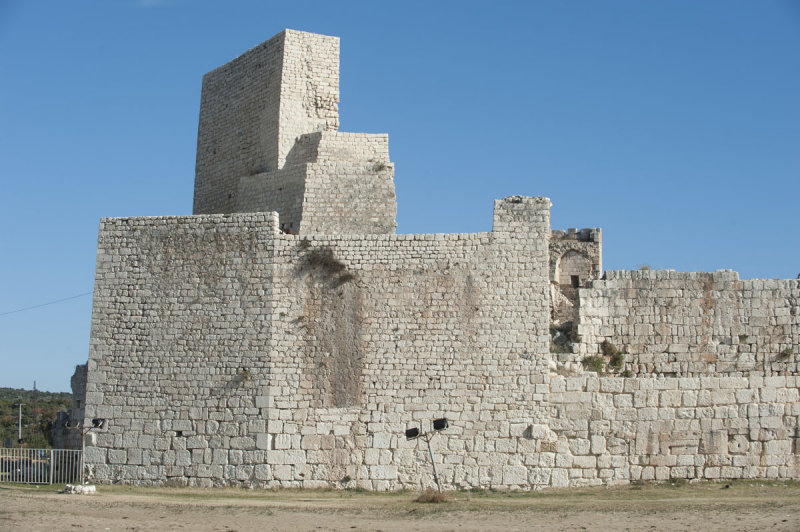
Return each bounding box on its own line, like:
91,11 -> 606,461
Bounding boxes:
1,480 -> 799,531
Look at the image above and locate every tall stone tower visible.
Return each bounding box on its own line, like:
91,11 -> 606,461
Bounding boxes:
193,29 -> 397,235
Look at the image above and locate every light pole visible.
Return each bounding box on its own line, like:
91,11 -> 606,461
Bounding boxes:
13,402 -> 24,445
405,418 -> 449,492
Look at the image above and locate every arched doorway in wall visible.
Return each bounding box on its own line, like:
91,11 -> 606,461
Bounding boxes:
556,250 -> 593,288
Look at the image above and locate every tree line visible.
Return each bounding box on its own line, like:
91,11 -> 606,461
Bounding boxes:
0,387 -> 71,448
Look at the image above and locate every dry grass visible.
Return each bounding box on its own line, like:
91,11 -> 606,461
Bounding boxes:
414,488 -> 449,503
3,480 -> 800,531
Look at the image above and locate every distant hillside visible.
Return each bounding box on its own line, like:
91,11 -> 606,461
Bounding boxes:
0,387 -> 72,448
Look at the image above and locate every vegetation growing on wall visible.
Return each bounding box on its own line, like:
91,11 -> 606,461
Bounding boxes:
582,356 -> 606,374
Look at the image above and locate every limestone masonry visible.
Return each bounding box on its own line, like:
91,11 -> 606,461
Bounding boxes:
75,30 -> 800,490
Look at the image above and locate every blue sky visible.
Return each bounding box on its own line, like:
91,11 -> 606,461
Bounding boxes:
1,1 -> 798,391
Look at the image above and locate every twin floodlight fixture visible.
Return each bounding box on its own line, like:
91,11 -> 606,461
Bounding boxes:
66,418 -> 106,432
405,417 -> 448,440
404,418 -> 449,492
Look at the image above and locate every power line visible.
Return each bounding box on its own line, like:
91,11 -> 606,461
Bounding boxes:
0,291 -> 93,317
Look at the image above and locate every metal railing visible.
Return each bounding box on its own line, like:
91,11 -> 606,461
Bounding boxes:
0,448 -> 83,485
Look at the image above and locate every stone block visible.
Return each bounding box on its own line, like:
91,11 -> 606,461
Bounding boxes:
369,465 -> 397,480
502,465 -> 528,485
256,433 -> 272,450
274,434 -> 292,450
230,437 -> 256,450
108,449 -> 127,464
186,436 -> 207,449
590,435 -> 606,455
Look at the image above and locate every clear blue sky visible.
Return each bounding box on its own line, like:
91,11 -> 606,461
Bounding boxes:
1,1 -> 798,392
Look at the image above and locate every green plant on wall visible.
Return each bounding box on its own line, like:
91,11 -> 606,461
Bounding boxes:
301,247 -> 346,275
582,356 -> 605,374
600,340 -> 619,357
550,342 -> 571,354
298,245 -> 358,289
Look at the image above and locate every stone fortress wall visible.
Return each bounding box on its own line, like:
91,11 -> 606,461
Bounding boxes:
80,29 -> 800,490
84,199 -> 553,488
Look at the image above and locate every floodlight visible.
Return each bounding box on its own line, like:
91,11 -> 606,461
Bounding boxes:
405,427 -> 420,440
432,418 -> 448,431
92,418 -> 106,429
401,418 -> 451,492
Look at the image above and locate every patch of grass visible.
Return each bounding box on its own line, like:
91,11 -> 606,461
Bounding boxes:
414,489 -> 449,503
600,340 -> 619,357
582,356 -> 606,374
550,342 -> 571,354
332,272 -> 357,287
550,322 -> 575,353
551,322 -> 573,334
609,352 -> 625,371
300,247 -> 357,287
667,478 -> 689,488
303,247 -> 346,274
779,348 -> 793,359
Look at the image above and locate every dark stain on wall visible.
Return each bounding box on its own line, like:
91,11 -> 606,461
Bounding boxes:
298,246 -> 363,407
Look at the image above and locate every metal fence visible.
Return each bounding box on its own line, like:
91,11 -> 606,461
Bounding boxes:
0,448 -> 83,484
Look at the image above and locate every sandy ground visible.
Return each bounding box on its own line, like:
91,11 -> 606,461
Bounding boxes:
1,480 -> 799,531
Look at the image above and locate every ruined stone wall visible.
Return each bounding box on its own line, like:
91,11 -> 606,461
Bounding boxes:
67,364 -> 88,449
84,197 -> 551,489
549,374 -> 800,485
549,228 -> 601,325
52,364 -> 88,449
549,228 -> 602,286
576,270 -> 800,377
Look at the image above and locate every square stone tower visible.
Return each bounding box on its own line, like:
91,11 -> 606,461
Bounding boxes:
193,29 -> 397,235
